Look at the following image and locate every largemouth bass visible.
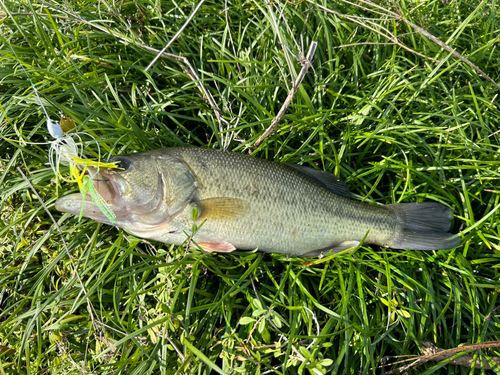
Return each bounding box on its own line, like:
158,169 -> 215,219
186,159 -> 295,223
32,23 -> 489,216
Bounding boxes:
55,147 -> 460,256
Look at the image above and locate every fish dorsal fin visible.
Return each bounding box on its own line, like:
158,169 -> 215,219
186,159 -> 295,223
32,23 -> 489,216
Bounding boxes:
197,197 -> 248,221
286,163 -> 352,198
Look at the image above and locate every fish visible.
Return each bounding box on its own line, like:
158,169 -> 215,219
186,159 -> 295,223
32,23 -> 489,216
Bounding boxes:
55,147 -> 460,256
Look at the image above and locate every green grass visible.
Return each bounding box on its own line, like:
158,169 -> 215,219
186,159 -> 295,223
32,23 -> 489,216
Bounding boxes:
1,0 -> 500,374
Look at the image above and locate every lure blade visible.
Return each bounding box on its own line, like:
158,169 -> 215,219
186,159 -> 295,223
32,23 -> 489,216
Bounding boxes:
47,119 -> 64,139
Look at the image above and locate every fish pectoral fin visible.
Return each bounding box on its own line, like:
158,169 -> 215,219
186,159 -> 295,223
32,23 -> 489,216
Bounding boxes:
301,241 -> 360,257
195,241 -> 237,253
197,197 -> 248,221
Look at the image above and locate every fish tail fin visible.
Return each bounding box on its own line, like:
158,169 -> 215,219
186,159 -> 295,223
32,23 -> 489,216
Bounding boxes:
386,202 -> 461,250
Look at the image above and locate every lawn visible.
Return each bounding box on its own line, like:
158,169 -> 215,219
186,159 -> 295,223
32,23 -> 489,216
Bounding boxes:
1,0 -> 500,374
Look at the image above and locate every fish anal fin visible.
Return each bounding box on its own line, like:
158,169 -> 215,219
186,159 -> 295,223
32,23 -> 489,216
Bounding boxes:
286,164 -> 352,198
197,197 -> 248,221
301,240 -> 360,257
195,241 -> 236,253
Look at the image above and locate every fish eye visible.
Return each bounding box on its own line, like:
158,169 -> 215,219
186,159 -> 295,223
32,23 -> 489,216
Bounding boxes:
115,158 -> 131,171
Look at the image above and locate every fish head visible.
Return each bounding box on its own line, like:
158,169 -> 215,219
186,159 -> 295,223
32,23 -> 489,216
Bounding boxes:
103,154 -> 163,214
55,152 -> 177,233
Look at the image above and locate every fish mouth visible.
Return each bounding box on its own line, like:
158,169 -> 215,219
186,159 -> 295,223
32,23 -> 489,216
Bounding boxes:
93,169 -> 118,202
54,168 -> 127,225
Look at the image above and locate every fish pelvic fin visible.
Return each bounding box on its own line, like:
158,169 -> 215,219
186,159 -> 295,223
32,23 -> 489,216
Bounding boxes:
195,241 -> 236,253
386,202 -> 461,250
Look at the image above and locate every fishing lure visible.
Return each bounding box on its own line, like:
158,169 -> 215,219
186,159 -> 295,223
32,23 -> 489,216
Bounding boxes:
7,35 -> 118,224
